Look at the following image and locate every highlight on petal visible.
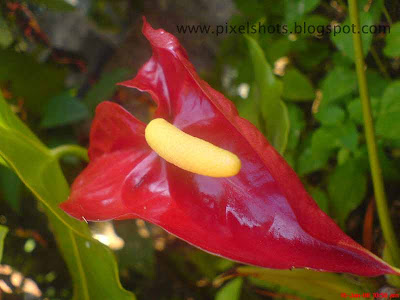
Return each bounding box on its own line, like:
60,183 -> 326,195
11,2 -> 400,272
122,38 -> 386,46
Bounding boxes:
61,18 -> 400,277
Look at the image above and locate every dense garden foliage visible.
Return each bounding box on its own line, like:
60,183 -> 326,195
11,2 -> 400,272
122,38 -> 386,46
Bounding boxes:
0,0 -> 400,299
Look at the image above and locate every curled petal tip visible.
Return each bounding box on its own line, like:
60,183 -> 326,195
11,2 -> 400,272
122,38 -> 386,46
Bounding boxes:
60,200 -> 85,221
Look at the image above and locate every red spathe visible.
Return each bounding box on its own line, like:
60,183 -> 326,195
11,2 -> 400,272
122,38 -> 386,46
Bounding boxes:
60,17 -> 399,277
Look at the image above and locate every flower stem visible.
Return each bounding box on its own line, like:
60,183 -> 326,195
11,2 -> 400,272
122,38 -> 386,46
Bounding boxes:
349,0 -> 400,266
51,145 -> 89,163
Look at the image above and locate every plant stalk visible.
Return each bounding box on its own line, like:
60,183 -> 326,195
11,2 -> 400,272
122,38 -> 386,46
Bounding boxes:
348,0 -> 400,267
51,145 -> 89,163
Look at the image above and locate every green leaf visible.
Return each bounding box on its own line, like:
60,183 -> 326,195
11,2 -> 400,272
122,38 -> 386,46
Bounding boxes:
233,0 -> 265,18
321,66 -> 357,105
377,145 -> 400,180
347,97 -> 380,125
0,156 -> 7,167
331,12 -> 374,61
337,121 -> 359,152
284,0 -> 320,24
300,121 -> 359,176
116,221 -> 155,278
311,121 -> 359,155
384,22 -> 400,58
84,68 -> 130,113
297,135 -> 331,175
0,92 -> 135,300
328,158 -> 367,228
185,249 -> 233,280
286,103 -> 305,151
0,225 -> 8,263
376,81 -> 400,140
0,16 -> 13,49
354,144 -> 400,181
309,187 -> 329,214
0,165 -> 22,212
238,266 -> 367,300
315,105 -> 345,125
311,126 -> 339,154
236,83 -> 262,131
300,15 -> 330,37
29,0 -> 75,11
282,68 -> 315,101
245,35 -> 290,154
264,37 -> 291,63
297,40 -> 331,71
366,71 -> 389,98
364,0 -> 384,23
0,49 -> 66,116
41,91 -> 89,128
383,246 -> 400,288
337,148 -> 351,165
215,278 -> 243,300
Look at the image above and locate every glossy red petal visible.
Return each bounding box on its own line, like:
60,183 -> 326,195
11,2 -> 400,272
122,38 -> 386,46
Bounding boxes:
88,101 -> 147,161
61,102 -> 156,220
118,18 -> 399,276
61,149 -> 150,220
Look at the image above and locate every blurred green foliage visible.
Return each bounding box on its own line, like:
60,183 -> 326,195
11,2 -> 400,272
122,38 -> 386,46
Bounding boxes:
0,0 -> 400,299
0,225 -> 8,263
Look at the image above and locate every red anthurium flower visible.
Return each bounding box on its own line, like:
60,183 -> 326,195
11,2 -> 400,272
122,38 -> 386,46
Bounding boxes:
61,17 -> 400,277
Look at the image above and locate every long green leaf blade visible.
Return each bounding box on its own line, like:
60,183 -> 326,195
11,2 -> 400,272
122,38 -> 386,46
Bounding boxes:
0,225 -> 8,263
0,93 -> 134,300
245,35 -> 290,154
